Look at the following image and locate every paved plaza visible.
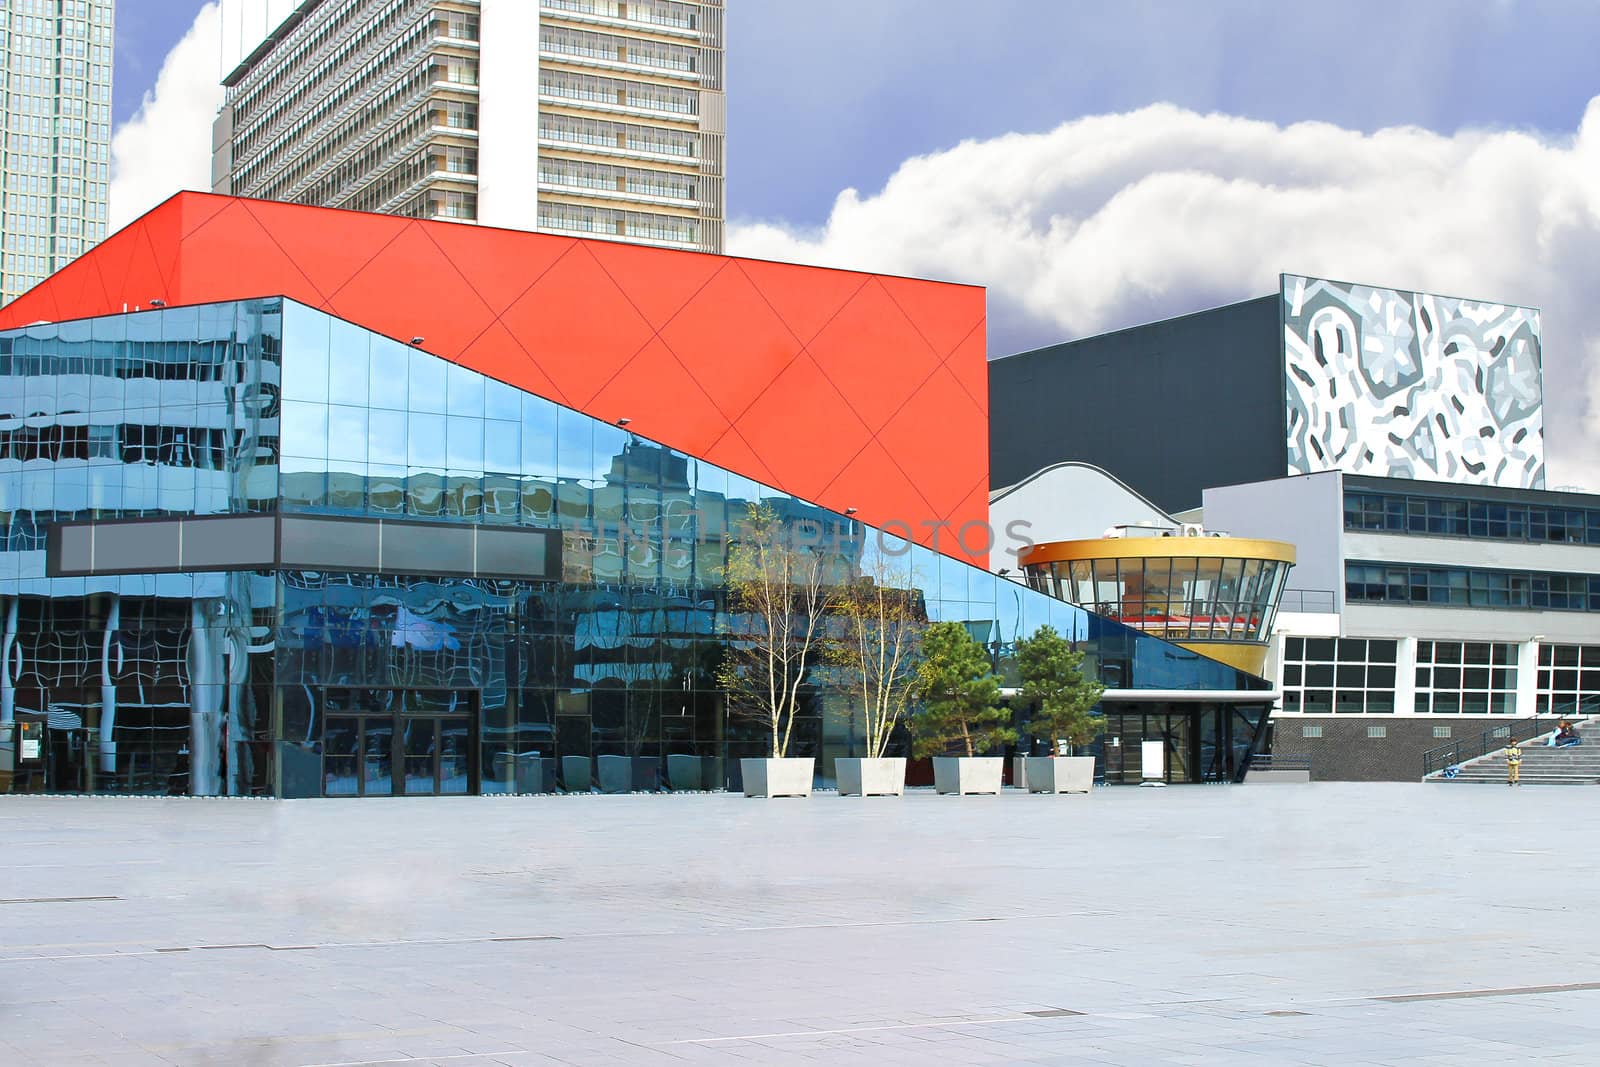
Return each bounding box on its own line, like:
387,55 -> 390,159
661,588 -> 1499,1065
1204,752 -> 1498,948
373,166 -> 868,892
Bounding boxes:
2,783 -> 1598,1066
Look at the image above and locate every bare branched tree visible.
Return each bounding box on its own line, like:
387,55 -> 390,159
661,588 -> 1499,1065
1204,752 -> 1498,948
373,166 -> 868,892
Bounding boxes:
716,502 -> 842,758
828,559 -> 927,759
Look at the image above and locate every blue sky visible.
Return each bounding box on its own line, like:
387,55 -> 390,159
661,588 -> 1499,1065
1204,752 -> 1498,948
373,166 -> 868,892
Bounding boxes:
119,0 -> 1600,229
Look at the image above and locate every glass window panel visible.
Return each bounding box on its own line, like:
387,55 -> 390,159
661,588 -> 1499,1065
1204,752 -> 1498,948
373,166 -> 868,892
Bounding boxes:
280,303 -> 330,403
446,361 -> 485,418
1117,558 -> 1147,624
556,406 -> 594,480
1139,556 -> 1177,620
1191,558 -> 1224,637
368,409 -> 407,467
368,336 -> 409,410
328,317 -> 370,406
407,412 -> 446,468
592,422 -> 628,483
367,464 -> 405,515
1168,558 -> 1199,632
725,471 -> 761,512
447,414 -> 484,470
406,468 -> 446,516
485,419 -> 519,474
280,400 -> 328,459
485,376 -> 521,421
327,405 -> 368,463
520,393 -> 559,478
408,349 -> 446,414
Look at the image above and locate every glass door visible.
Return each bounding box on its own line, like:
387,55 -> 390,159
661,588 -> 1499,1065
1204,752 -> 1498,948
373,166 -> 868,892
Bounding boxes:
1102,713 -> 1144,784
362,718 -> 395,796
439,719 -> 471,795
324,717 -> 360,795
1162,714 -> 1194,783
402,718 -> 437,794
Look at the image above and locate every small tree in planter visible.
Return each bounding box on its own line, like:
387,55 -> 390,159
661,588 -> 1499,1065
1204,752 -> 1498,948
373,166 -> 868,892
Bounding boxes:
717,502 -> 840,797
909,621 -> 1015,795
1016,625 -> 1106,794
828,560 -> 927,796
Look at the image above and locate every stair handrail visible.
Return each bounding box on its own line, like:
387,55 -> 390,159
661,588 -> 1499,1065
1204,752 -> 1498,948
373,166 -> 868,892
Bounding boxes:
1423,715 -> 1554,777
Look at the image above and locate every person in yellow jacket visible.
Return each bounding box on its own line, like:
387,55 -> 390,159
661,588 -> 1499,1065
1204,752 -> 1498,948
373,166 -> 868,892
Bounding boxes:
1506,742 -> 1523,786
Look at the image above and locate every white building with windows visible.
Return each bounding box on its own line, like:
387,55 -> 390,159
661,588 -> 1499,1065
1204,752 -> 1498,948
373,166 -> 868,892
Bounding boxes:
1202,471 -> 1600,779
0,0 -> 113,304
214,0 -> 725,251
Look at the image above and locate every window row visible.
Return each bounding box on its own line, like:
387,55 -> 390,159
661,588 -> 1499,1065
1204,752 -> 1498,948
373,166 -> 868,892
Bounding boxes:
1027,556 -> 1288,643
1346,563 -> 1600,612
1345,490 -> 1600,545
1280,638 -> 1398,714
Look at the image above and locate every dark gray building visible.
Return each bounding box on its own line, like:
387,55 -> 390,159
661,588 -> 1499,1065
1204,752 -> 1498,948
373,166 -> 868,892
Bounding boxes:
990,275 -> 1547,512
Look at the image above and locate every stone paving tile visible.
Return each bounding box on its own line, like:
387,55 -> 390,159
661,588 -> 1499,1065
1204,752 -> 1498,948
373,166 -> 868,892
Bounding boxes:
4,785 -> 1600,1065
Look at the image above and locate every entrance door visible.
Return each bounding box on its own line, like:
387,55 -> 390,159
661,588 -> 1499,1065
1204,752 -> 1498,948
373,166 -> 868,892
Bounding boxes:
1101,710 -> 1199,784
320,688 -> 478,796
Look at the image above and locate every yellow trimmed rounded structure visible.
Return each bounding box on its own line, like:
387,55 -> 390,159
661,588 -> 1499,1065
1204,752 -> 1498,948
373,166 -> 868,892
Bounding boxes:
1019,531 -> 1296,676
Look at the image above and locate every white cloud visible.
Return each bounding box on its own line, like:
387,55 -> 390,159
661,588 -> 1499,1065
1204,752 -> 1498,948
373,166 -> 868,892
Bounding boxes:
108,3 -> 223,230
730,100 -> 1600,489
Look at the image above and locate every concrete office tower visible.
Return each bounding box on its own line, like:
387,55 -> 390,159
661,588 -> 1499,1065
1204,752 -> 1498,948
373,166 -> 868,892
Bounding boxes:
0,0 -> 114,305
213,0 -> 725,252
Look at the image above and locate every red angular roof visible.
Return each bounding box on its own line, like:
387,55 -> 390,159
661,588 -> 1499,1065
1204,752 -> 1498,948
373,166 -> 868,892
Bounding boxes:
0,193 -> 989,563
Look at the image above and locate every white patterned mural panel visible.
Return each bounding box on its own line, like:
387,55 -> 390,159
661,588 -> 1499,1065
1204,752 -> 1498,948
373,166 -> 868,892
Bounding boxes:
1281,275 -> 1544,488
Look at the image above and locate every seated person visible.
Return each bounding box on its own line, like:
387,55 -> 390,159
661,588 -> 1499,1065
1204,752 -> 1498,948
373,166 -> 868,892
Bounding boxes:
1555,723 -> 1583,748
1548,720 -> 1572,746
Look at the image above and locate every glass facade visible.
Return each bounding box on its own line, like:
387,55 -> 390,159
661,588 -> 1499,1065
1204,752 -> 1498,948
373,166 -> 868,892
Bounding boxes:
1029,554 -> 1289,644
1,299 -> 1269,796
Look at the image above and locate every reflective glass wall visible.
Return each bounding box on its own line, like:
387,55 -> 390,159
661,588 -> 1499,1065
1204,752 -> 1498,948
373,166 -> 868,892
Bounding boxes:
0,302 -> 281,795
3,299 -> 1271,797
272,303 -> 1268,794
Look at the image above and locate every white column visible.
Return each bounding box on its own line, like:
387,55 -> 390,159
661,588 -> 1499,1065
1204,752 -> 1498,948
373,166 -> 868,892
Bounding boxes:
1393,636 -> 1418,714
477,0 -> 541,231
1515,638 -> 1541,718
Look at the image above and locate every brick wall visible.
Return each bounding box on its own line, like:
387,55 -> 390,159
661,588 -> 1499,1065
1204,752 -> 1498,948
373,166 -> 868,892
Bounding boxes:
1267,716 -> 1514,782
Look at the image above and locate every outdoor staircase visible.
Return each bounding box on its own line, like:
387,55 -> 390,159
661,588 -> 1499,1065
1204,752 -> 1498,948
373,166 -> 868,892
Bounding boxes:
1428,721 -> 1598,785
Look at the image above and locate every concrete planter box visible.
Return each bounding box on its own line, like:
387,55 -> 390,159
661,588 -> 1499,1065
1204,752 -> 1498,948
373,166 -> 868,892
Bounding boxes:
1025,755 -> 1095,794
666,753 -> 705,791
836,757 -> 906,797
932,756 -> 1004,795
740,757 -> 815,798
597,755 -> 658,793
560,755 -> 592,793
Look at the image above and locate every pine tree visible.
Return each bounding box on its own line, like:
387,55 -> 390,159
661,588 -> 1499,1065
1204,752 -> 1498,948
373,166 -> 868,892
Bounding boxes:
1016,625 -> 1106,755
908,621 -> 1015,757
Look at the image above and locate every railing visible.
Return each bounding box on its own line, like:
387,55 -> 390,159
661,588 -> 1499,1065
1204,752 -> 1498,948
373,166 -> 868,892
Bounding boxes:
1278,588 -> 1337,613
1422,715 -> 1550,777
1249,753 -> 1311,772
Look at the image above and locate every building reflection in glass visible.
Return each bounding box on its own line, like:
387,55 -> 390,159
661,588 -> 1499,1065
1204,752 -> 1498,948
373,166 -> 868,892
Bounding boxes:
1,300 -> 1270,796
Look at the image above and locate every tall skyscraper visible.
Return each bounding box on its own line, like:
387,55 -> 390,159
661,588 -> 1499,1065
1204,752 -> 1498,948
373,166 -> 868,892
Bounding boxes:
0,0 -> 114,305
213,0 -> 726,252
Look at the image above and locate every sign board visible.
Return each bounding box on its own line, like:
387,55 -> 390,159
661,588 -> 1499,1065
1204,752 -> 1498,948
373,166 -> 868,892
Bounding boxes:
1141,740 -> 1165,780
20,738 -> 41,760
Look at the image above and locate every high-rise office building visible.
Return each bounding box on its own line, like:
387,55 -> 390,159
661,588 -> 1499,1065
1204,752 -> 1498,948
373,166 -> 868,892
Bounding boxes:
0,0 -> 114,305
213,0 -> 725,252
